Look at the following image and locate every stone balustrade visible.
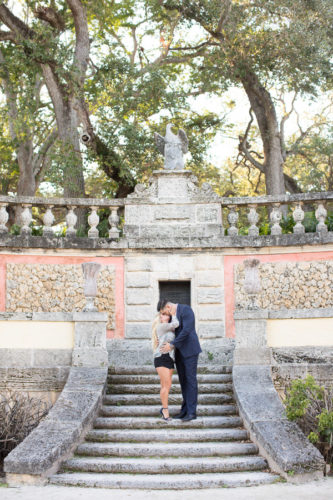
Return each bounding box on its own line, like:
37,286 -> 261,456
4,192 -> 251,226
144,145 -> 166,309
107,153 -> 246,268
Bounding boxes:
0,195 -> 124,239
0,189 -> 332,249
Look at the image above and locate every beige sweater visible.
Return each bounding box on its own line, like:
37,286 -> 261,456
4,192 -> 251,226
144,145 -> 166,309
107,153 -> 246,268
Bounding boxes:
153,316 -> 179,361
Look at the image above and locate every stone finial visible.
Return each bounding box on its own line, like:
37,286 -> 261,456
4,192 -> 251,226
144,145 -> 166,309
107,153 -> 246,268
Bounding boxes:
243,259 -> 261,309
154,123 -> 188,170
82,262 -> 102,312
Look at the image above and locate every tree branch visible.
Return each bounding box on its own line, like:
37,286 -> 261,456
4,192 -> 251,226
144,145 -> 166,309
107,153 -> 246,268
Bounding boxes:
0,30 -> 16,42
0,4 -> 34,39
33,128 -> 58,177
66,0 -> 90,86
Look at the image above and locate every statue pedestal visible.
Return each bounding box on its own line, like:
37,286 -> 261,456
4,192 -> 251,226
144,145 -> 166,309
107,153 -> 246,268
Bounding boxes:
123,170 -> 223,246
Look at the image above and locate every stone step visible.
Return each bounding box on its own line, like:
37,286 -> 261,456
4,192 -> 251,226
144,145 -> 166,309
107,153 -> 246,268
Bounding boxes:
108,374 -> 232,384
76,441 -> 259,458
93,416 -> 242,430
62,456 -> 268,474
103,393 -> 234,405
107,383 -> 233,394
108,365 -> 232,375
86,428 -> 249,443
100,404 -> 237,417
50,471 -> 278,489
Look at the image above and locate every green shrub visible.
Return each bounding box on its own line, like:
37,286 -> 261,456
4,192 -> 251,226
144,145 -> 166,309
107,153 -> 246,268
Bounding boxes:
285,375 -> 333,465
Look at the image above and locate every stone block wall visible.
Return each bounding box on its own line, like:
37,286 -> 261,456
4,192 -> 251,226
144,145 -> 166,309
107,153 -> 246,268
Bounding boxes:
125,253 -> 225,341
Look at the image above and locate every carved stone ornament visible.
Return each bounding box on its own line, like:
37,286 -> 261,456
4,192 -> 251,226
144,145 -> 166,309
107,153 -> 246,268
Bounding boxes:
247,205 -> 259,237
187,175 -> 219,199
227,206 -> 239,236
66,206 -> 77,237
43,206 -> 55,236
20,204 -> 32,235
270,204 -> 282,236
243,258 -> 261,309
88,206 -> 100,238
82,261 -> 102,312
0,204 -> 9,233
293,203 -> 305,234
127,177 -> 158,199
315,203 -> 328,233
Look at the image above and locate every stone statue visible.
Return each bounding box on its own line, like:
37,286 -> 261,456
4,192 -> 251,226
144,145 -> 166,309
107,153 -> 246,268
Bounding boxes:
154,123 -> 188,170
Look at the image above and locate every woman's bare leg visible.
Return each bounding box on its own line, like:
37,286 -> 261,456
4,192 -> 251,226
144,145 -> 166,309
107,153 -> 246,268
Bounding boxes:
156,367 -> 173,418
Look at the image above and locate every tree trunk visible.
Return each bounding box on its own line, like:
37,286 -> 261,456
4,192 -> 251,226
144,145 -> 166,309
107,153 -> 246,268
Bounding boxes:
241,70 -> 286,196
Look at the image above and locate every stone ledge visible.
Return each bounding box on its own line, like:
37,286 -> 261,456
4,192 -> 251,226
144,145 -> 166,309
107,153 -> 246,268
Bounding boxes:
0,312 -> 74,321
235,308 -> 333,320
4,366 -> 107,483
1,231 -> 333,250
233,365 -> 325,482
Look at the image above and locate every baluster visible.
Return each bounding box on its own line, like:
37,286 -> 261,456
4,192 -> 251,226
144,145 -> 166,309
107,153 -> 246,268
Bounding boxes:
0,203 -> 9,233
66,206 -> 77,237
20,204 -> 32,235
270,203 -> 282,235
247,204 -> 259,236
315,202 -> 328,233
43,205 -> 55,236
292,202 -> 305,234
108,207 -> 120,239
88,206 -> 100,238
227,206 -> 239,236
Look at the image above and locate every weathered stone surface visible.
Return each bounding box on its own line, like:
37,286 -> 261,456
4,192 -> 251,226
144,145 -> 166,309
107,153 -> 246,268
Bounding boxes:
4,366 -> 107,478
197,270 -> 224,287
126,272 -> 151,288
126,305 -> 153,322
197,305 -> 223,321
126,258 -> 153,272
235,261 -> 333,311
6,264 -> 115,329
33,349 -> 72,367
197,288 -> 224,304
233,365 -> 325,479
126,288 -> 153,305
234,318 -> 267,349
195,254 -> 222,270
0,348 -> 33,368
198,322 -> 225,338
126,323 -> 152,339
0,366 -> 69,391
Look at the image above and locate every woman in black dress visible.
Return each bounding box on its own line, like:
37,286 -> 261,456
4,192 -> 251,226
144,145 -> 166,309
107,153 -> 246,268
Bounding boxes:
152,312 -> 179,421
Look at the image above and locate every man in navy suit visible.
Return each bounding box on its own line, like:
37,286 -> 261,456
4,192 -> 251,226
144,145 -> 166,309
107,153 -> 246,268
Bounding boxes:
158,298 -> 202,421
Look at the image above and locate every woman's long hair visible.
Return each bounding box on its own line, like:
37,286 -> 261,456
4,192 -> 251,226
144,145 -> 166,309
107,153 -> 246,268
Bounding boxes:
151,314 -> 160,351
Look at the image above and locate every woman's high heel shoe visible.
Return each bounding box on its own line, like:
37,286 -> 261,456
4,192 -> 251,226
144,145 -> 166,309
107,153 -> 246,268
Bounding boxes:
160,407 -> 172,421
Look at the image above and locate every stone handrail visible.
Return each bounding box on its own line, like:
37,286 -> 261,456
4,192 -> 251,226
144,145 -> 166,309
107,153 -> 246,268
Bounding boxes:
0,190 -> 332,243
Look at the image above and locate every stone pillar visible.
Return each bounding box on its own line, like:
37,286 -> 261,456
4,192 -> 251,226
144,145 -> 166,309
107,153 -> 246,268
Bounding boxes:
233,310 -> 271,365
72,312 -> 108,367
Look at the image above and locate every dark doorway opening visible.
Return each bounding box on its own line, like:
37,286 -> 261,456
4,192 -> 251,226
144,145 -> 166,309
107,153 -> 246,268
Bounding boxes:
159,281 -> 191,306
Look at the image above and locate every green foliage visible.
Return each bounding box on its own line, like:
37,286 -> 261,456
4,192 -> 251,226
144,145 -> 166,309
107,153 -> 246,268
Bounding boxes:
285,375 -> 333,464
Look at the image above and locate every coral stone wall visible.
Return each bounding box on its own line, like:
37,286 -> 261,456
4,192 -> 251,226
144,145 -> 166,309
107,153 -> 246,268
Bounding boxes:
234,260 -> 333,310
6,264 -> 116,330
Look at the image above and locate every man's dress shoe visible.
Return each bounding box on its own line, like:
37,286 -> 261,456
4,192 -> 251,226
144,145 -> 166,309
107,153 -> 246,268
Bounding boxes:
173,412 -> 187,419
181,414 -> 197,421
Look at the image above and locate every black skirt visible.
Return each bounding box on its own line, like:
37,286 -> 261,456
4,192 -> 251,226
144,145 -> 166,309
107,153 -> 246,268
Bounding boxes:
154,353 -> 175,369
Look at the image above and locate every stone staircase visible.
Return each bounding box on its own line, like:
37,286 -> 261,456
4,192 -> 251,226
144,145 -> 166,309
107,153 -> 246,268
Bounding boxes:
50,365 -> 279,489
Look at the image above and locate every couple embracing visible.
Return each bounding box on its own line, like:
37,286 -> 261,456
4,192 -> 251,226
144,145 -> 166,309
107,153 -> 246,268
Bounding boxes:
152,299 -> 201,422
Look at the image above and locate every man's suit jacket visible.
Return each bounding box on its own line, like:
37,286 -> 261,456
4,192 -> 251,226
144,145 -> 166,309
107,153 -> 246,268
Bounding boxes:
171,304 -> 202,358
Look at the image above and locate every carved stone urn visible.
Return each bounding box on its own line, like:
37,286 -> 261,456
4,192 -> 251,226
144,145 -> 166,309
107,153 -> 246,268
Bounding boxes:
82,262 -> 102,312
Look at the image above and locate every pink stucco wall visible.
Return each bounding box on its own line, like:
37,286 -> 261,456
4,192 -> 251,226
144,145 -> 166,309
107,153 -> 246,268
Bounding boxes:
0,254 -> 124,339
224,251 -> 333,338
